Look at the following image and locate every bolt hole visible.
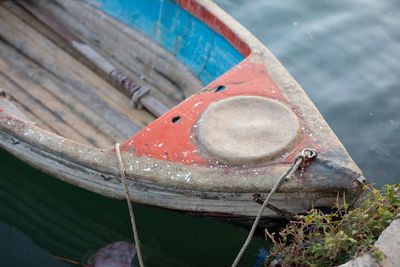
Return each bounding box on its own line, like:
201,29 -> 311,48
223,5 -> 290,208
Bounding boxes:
172,116 -> 182,124
0,88 -> 6,97
215,85 -> 225,92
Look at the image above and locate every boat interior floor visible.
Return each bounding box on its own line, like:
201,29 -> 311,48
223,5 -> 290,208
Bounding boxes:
0,0 -> 203,148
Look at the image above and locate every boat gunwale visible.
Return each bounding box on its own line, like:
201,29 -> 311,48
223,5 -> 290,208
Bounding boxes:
0,109 -> 360,193
0,110 -> 357,219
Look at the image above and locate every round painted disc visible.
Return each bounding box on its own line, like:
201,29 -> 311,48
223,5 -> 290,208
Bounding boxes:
196,95 -> 300,165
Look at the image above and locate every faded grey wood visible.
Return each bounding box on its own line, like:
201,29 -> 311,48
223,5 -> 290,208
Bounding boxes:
0,6 -> 154,144
16,0 -> 169,117
0,40 -> 125,146
0,89 -> 31,122
35,0 -> 203,98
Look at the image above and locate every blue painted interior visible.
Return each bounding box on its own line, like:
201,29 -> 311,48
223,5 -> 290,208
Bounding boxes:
87,0 -> 244,85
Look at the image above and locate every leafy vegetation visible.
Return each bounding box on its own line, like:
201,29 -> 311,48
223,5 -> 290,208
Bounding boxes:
265,183 -> 400,266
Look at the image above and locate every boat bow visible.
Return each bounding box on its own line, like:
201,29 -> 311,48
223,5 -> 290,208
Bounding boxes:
0,0 -> 364,221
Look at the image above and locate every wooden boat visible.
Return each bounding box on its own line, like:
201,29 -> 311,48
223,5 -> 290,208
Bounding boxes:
0,0 -> 364,224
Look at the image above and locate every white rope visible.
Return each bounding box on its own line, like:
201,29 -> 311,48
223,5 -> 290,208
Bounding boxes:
232,148 -> 317,267
115,143 -> 145,267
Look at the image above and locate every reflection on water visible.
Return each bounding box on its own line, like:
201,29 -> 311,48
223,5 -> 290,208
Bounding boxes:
215,0 -> 400,188
89,241 -> 136,267
1,1 -> 399,266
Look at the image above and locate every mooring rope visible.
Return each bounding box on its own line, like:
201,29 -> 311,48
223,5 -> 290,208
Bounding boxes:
115,143 -> 145,267
232,148 -> 317,267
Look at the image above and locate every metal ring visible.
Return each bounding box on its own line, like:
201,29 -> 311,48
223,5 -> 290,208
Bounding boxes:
302,148 -> 317,159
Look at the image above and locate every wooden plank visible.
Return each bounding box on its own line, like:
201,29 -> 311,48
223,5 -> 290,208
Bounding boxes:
4,1 -> 181,110
0,40 -> 133,146
38,0 -> 203,97
0,88 -> 32,123
0,52 -> 112,147
0,78 -> 111,149
0,40 -> 146,147
16,0 -> 172,117
0,4 -> 148,125
0,69 -> 89,145
0,6 -> 152,138
0,74 -> 60,135
1,1 -> 83,63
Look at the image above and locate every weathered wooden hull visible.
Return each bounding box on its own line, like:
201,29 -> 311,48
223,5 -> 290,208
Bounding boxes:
0,0 -> 364,223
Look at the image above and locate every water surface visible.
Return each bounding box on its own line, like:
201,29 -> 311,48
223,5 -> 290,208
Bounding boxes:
1,0 -> 399,266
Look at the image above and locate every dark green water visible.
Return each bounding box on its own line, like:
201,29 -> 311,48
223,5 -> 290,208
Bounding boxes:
0,149 -> 266,266
1,0 -> 399,266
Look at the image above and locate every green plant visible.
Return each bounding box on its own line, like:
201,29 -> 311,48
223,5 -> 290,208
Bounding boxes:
265,183 -> 399,267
